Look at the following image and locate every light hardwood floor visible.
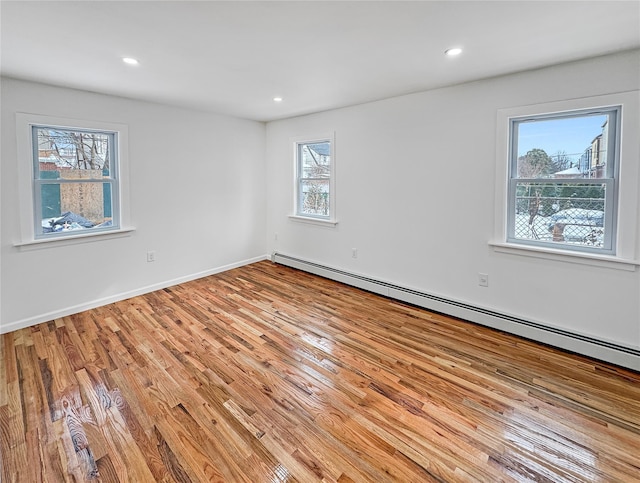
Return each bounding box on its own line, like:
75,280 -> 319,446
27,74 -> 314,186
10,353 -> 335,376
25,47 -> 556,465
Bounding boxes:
2,260 -> 639,482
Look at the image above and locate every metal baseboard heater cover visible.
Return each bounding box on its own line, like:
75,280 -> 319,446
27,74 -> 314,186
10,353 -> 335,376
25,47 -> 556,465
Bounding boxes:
272,252 -> 640,371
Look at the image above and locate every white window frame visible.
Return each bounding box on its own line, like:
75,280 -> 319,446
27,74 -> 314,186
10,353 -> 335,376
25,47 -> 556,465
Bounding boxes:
507,107 -> 619,255
289,133 -> 337,226
15,113 -> 133,248
491,91 -> 640,271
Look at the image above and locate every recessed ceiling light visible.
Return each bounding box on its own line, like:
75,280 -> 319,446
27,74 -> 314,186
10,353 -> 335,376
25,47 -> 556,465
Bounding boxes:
273,97 -> 283,102
122,57 -> 139,65
445,47 -> 462,57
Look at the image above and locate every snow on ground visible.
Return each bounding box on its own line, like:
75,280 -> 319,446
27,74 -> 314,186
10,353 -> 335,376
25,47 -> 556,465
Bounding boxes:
514,213 -> 603,246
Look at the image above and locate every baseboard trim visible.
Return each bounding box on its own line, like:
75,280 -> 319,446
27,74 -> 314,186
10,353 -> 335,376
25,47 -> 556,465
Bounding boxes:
0,254 -> 269,335
272,252 -> 640,371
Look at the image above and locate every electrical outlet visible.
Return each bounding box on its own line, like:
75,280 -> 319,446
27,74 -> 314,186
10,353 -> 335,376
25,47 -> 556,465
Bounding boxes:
352,248 -> 358,259
478,273 -> 489,287
274,233 -> 278,241
147,251 -> 156,263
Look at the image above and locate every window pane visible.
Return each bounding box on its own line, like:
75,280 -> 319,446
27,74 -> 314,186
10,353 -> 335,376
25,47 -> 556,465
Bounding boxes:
515,114 -> 609,179
299,179 -> 330,217
39,182 -> 114,235
300,142 -> 330,179
35,127 -> 112,179
513,182 -> 606,247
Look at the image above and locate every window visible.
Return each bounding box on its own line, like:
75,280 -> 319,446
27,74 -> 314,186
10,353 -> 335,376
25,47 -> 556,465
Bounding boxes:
508,108 -> 619,254
16,114 -> 131,246
492,91 -> 640,269
293,135 -> 336,223
32,126 -> 119,238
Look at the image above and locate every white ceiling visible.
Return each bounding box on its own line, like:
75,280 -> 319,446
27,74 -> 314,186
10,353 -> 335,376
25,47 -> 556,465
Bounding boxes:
2,1 -> 639,122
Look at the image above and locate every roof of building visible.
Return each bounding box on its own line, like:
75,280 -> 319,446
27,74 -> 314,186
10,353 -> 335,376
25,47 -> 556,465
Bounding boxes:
554,166 -> 582,176
307,143 -> 330,157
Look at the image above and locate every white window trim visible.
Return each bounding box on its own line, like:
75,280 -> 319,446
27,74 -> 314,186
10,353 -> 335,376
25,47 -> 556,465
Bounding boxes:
288,215 -> 339,227
14,227 -> 136,251
491,91 -> 640,270
15,113 -> 134,247
291,133 -> 337,225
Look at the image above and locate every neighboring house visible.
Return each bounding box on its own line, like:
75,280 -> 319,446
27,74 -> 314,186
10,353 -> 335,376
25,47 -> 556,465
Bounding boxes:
577,120 -> 608,178
37,136 -> 109,225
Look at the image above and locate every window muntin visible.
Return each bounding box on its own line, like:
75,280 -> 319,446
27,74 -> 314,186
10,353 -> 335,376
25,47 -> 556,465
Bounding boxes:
31,126 -> 119,238
507,108 -> 619,254
296,140 -> 332,219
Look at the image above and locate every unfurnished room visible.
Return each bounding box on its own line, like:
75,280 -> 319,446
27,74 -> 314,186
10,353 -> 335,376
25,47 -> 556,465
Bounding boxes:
1,1 -> 639,482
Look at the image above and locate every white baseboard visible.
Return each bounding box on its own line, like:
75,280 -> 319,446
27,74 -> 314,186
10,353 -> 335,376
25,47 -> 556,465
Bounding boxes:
272,252 -> 640,372
0,254 -> 269,335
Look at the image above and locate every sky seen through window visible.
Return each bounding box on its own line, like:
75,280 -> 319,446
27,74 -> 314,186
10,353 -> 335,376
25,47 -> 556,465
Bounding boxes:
517,114 -> 607,162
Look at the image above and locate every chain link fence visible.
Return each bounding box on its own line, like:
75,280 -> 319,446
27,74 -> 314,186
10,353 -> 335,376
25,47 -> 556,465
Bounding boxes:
515,186 -> 606,247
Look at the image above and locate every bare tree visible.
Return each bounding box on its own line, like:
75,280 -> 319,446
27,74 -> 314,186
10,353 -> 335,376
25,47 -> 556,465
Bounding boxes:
38,129 -> 109,171
551,150 -> 573,172
528,189 -> 541,239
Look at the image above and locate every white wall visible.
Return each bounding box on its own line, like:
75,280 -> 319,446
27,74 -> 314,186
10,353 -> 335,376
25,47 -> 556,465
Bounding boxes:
1,78 -> 267,331
3,51 -> 639,357
265,50 -> 640,352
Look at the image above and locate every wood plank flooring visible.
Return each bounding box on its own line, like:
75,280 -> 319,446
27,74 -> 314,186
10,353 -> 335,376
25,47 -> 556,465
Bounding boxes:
2,260 -> 639,482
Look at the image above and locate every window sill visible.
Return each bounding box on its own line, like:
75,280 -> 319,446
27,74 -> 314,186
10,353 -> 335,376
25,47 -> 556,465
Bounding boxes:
489,241 -> 639,271
288,215 -> 338,227
15,227 -> 136,251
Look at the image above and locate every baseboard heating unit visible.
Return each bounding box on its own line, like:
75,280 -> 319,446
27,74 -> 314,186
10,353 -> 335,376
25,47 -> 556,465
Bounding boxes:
271,252 -> 640,371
